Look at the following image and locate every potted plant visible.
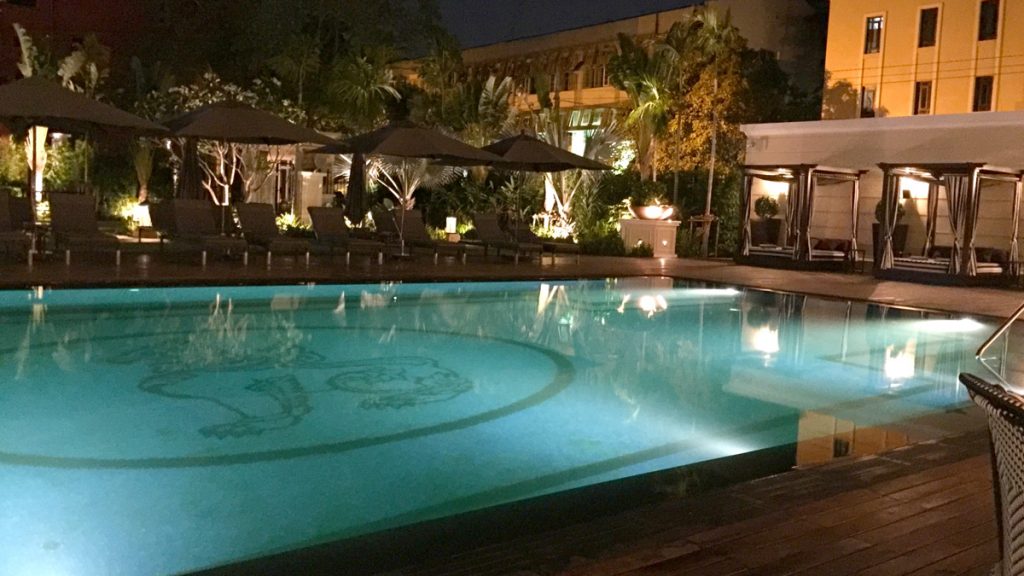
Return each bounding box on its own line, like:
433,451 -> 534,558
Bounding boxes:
628,180 -> 674,221
750,196 -> 781,246
872,199 -> 908,263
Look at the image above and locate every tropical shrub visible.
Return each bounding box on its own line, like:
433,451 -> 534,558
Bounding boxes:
628,241 -> 654,257
578,228 -> 626,256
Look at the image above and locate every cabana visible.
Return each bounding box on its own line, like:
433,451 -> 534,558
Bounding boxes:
875,162 -> 1023,286
738,164 -> 864,271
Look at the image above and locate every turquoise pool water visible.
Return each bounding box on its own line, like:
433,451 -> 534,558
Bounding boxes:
0,278 -> 989,575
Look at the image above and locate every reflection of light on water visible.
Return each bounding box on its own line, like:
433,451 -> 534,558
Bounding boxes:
681,288 -> 740,297
911,318 -> 985,334
638,295 -> 668,318
885,340 -> 916,382
708,439 -> 754,457
752,325 -> 779,355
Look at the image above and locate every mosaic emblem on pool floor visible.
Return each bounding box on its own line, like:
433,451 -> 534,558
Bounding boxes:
138,354 -> 474,439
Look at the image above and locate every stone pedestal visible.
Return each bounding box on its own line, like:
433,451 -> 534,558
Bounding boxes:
619,219 -> 681,258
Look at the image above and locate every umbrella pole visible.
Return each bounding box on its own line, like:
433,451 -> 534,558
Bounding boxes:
400,159 -> 408,256
29,127 -> 36,213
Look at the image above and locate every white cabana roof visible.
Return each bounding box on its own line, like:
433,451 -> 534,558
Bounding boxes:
742,111 -> 1024,168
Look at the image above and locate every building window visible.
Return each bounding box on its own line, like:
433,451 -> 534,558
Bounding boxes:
913,81 -> 932,114
860,86 -> 877,117
979,0 -> 999,41
864,16 -> 883,54
973,76 -> 994,111
588,64 -> 607,88
563,71 -> 574,91
918,8 -> 938,47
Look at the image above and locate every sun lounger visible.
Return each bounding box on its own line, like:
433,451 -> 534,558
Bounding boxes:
0,193 -> 32,264
170,199 -> 249,266
514,224 -> 581,264
235,203 -> 311,268
395,209 -> 470,264
48,193 -> 122,266
307,206 -> 385,265
472,212 -> 542,264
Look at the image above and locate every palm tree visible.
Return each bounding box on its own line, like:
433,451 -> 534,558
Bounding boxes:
608,34 -> 672,182
327,46 -> 402,132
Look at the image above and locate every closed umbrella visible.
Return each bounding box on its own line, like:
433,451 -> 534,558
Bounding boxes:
312,122 -> 503,255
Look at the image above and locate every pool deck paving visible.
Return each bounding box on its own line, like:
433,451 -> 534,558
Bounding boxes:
387,430 -> 997,576
0,251 -> 1011,575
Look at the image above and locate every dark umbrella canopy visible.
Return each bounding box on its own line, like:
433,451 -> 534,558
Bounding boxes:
0,77 -> 167,134
483,132 -> 612,172
165,103 -> 336,145
312,122 -> 503,165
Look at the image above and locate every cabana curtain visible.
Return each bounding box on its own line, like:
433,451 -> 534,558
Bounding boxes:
1012,180 -> 1022,276
796,170 -> 815,260
784,181 -> 798,247
879,172 -> 901,270
923,182 -> 939,256
965,171 -> 982,276
739,174 -> 753,256
943,173 -> 970,275
850,179 -> 861,253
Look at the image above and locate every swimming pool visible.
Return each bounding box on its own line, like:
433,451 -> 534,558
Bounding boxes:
0,278 -> 990,575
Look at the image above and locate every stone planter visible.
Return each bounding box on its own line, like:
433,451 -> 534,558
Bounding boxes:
619,218 -> 681,258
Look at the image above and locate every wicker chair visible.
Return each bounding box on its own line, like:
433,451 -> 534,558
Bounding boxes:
0,192 -> 32,263
959,373 -> 1024,576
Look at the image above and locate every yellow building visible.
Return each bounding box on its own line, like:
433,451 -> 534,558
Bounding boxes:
824,0 -> 1022,119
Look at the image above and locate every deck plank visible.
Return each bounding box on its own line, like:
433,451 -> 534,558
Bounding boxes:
387,431 -> 998,576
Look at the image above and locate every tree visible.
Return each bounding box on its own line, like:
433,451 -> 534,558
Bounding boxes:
323,46 -> 402,131
608,34 -> 672,182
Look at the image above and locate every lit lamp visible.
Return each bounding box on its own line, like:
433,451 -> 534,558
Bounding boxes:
445,216 -> 460,242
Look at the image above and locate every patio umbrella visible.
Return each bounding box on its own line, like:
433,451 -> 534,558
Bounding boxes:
312,122 -> 504,254
482,132 -> 612,172
0,77 -> 167,211
165,103 -> 337,230
164,103 -> 336,146
0,77 -> 167,134
313,122 -> 502,165
482,131 -> 611,235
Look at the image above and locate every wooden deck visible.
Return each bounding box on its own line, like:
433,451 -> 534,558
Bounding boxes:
389,430 -> 998,576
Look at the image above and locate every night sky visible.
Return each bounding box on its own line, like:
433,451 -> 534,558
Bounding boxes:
438,0 -> 703,48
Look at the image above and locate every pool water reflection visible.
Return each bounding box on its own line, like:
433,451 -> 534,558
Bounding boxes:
0,279 -> 989,575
